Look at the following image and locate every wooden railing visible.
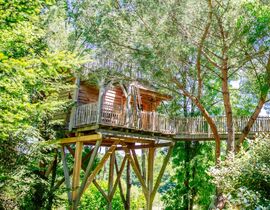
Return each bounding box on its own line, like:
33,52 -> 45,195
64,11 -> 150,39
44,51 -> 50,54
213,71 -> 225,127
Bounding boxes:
175,116 -> 270,135
75,103 -> 98,127
72,103 -> 270,136
100,106 -> 176,134
73,103 -> 176,134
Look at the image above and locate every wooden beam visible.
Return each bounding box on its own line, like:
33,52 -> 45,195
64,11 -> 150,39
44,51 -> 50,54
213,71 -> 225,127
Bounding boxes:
120,142 -> 149,198
93,179 -> 110,202
107,150 -> 115,210
76,124 -> 99,132
66,145 -> 94,167
83,141 -> 120,193
151,144 -> 174,204
71,141 -> 83,205
54,150 -> 92,191
98,129 -> 172,142
107,136 -> 155,144
74,140 -> 102,208
147,146 -> 155,210
60,133 -> 102,144
109,156 -> 127,200
115,159 -> 126,205
142,147 -> 146,181
126,159 -> 131,210
115,142 -> 172,150
82,147 -> 94,162
66,145 -> 75,156
60,146 -> 72,204
131,148 -> 142,175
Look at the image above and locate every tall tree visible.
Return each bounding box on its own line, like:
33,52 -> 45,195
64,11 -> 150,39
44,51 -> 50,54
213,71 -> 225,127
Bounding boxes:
72,0 -> 270,161
0,0 -> 81,208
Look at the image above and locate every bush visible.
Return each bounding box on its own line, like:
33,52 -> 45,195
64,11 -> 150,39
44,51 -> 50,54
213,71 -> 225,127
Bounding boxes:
210,135 -> 270,209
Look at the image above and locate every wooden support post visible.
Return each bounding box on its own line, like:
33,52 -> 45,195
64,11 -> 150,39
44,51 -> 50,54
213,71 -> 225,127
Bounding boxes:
126,159 -> 131,210
120,142 -> 149,198
61,146 -> 72,204
150,144 -> 174,204
115,158 -> 127,207
131,148 -> 142,175
83,141 -> 119,193
147,146 -> 155,210
109,156 -> 127,200
71,141 -> 83,207
93,179 -> 110,202
107,150 -> 115,210
74,140 -> 102,208
141,148 -> 146,181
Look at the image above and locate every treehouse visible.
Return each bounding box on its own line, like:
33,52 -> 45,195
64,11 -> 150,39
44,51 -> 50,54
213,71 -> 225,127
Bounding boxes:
58,77 -> 175,210
58,76 -> 270,210
68,79 -> 176,137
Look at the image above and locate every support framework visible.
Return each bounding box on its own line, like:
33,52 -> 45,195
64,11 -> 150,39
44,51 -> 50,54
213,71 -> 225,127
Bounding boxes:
59,133 -> 174,210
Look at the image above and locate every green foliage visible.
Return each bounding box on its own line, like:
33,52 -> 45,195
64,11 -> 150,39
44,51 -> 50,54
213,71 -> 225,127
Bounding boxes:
79,180 -> 145,210
210,135 -> 270,209
80,181 -> 116,209
0,0 -> 82,208
162,142 -> 216,209
240,1 -> 270,45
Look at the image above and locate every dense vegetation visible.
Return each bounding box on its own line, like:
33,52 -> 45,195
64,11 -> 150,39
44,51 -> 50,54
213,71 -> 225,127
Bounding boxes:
0,0 -> 269,209
211,136 -> 270,208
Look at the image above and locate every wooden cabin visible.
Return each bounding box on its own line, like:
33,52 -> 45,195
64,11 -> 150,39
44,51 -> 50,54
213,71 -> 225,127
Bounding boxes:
68,79 -> 175,135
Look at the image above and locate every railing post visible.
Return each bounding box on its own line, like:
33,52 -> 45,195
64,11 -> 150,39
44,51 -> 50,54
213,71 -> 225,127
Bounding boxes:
69,76 -> 80,130
126,84 -> 132,127
97,80 -> 105,124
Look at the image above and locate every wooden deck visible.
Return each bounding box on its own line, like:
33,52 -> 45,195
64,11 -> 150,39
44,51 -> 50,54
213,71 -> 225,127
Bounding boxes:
71,103 -> 270,140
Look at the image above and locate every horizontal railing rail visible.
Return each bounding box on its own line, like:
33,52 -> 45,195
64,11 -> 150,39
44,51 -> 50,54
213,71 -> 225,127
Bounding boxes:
73,103 -> 270,136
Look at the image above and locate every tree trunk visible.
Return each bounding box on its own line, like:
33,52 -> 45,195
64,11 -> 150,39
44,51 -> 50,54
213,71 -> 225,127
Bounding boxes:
196,0 -> 213,100
190,96 -> 221,163
221,60 -> 234,153
236,55 -> 270,152
172,77 -> 221,163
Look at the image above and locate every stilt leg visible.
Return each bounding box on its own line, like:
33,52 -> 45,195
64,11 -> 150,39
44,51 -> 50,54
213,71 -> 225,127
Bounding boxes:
107,151 -> 115,210
61,146 -> 72,204
126,160 -> 131,210
147,146 -> 155,210
71,142 -> 83,209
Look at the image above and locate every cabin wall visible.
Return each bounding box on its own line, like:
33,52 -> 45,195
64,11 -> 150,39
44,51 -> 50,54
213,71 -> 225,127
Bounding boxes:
78,83 -> 126,111
77,83 -> 163,112
103,87 -> 125,111
78,82 -> 99,105
140,94 -> 161,112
